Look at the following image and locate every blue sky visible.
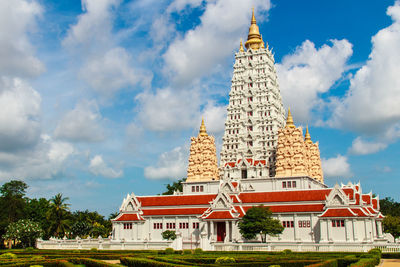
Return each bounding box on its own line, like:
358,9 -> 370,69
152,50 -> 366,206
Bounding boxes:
1,0 -> 399,216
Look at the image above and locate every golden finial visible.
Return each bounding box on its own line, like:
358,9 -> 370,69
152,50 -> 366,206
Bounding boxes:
199,118 -> 208,136
245,8 -> 263,50
239,39 -> 244,52
305,125 -> 312,143
286,108 -> 295,128
251,7 -> 256,24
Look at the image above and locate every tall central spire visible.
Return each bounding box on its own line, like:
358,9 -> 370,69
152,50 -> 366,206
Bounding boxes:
245,8 -> 263,50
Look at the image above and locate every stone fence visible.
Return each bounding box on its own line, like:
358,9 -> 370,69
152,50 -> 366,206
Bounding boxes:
37,237 -> 400,252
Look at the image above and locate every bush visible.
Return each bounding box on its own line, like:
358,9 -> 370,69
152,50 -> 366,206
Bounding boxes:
182,249 -> 192,255
194,248 -> 203,254
269,265 -> 281,267
0,253 -> 17,259
164,248 -> 174,254
161,230 -> 176,241
282,249 -> 292,254
368,248 -> 381,258
91,247 -> 98,252
31,256 -> 45,260
120,257 -> 181,266
70,257 -> 119,267
25,247 -> 35,251
29,265 -> 43,267
215,256 -> 236,264
350,258 -> 378,267
306,259 -> 337,267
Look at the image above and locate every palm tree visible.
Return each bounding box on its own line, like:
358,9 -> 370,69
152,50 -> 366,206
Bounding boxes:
46,193 -> 70,237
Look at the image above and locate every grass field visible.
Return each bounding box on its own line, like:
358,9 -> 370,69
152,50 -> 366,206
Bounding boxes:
0,247 -> 391,266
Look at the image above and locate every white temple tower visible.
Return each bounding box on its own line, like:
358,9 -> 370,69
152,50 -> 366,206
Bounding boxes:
220,10 -> 285,179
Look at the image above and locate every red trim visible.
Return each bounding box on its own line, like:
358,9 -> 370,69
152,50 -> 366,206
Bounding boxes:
342,188 -> 354,200
203,211 -> 235,219
237,189 -> 331,203
242,204 -> 324,214
115,213 -> 143,221
320,208 -> 355,217
142,208 -> 207,216
137,194 -> 216,207
362,195 -> 371,205
372,199 -> 378,209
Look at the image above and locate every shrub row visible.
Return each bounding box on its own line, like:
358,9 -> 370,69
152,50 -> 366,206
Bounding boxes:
120,257 -> 187,267
69,257 -> 120,267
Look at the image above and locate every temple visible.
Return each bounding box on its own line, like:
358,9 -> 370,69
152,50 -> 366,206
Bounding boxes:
98,10 -> 390,251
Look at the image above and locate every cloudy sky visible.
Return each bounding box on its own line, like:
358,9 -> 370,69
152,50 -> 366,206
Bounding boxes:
1,0 -> 399,216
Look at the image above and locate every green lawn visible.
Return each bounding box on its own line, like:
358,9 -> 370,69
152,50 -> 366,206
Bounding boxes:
0,247 -> 389,266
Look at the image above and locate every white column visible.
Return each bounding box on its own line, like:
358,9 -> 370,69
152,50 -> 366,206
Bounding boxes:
210,221 -> 214,241
293,214 -> 298,241
320,220 -> 327,242
232,221 -> 236,241
352,219 -> 358,241
364,220 -> 368,241
309,214 -> 314,242
377,221 -> 383,238
345,219 -> 350,241
326,219 -> 331,241
148,217 -> 152,240
371,219 -> 377,239
224,221 -> 229,242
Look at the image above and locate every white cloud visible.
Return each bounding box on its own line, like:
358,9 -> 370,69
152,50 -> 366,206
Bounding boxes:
136,87 -> 201,132
0,77 -> 41,151
202,103 -> 227,135
54,100 -> 105,142
0,135 -> 74,180
321,155 -> 352,178
89,155 -> 123,178
80,47 -> 152,96
349,137 -> 387,155
0,0 -> 44,78
63,0 -> 149,96
163,0 -> 271,85
276,39 -> 352,123
329,1 -> 400,139
144,146 -> 188,180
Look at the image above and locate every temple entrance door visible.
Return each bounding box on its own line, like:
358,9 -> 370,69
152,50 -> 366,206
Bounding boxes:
216,222 -> 226,242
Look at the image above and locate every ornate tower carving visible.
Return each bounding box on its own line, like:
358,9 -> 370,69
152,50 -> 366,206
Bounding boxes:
275,109 -> 324,183
220,10 -> 285,179
187,119 -> 219,182
304,126 -> 324,183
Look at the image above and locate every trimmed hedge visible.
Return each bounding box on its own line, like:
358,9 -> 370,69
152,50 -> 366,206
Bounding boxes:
349,258 -> 378,267
69,258 -> 120,267
120,257 -> 187,267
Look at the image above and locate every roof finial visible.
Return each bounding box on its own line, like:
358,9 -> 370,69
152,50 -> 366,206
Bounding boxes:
239,39 -> 244,52
251,7 -> 256,24
305,125 -> 312,143
245,8 -> 262,50
199,118 -> 208,136
286,108 -> 295,128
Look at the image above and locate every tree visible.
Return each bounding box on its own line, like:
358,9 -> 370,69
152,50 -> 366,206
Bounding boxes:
24,198 -> 51,239
3,219 -> 43,248
71,221 -> 92,238
380,197 -> 400,217
238,206 -> 284,242
162,178 -> 185,195
383,215 -> 400,239
46,193 -> 71,237
0,180 -> 28,224
161,230 -> 177,241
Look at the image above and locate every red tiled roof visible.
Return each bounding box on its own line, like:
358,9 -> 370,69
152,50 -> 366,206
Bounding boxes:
342,188 -> 354,200
355,193 -> 360,205
115,213 -> 143,221
242,204 -> 324,213
366,207 -> 377,215
203,211 -> 236,219
142,208 -> 207,216
350,208 -> 369,217
225,162 -> 235,167
137,194 -> 216,207
372,198 -> 378,209
231,182 -> 238,188
362,195 -> 371,205
238,189 -> 331,203
377,213 -> 384,219
320,208 -> 356,218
